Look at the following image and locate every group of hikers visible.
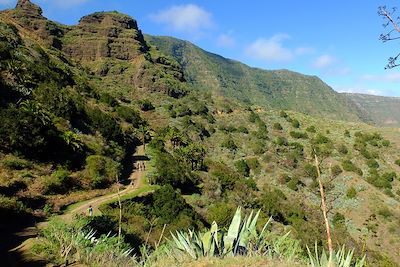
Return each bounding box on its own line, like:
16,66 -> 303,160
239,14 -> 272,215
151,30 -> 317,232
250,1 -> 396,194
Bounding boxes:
135,161 -> 146,171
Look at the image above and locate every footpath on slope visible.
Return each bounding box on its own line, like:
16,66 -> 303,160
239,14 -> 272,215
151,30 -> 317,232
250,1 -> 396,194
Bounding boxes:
7,145 -> 150,266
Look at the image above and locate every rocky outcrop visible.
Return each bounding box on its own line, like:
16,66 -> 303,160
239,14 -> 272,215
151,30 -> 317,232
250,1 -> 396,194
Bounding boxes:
15,0 -> 43,18
61,12 -> 149,62
12,0 -> 64,48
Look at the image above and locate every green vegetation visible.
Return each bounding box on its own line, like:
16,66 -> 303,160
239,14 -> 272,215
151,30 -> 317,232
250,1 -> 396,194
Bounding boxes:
0,3 -> 399,266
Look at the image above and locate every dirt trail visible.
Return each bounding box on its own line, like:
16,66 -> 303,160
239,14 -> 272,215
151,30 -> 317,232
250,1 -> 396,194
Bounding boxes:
8,145 -> 148,266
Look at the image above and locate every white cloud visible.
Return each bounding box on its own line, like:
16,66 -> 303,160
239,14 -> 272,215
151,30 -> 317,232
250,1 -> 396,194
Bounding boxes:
361,72 -> 400,82
295,46 -> 315,56
245,34 -> 293,62
336,87 -> 383,95
217,33 -> 235,47
312,54 -> 336,69
150,4 -> 213,34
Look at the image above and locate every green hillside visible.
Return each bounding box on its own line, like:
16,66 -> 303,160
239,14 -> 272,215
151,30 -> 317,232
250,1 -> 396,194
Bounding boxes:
0,1 -> 399,266
344,93 -> 400,127
145,35 -> 367,122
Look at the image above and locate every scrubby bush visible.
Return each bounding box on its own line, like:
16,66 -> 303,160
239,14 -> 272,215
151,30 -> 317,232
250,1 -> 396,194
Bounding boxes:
279,110 -> 288,118
207,202 -> 235,229
306,125 -> 316,133
234,160 -> 250,177
331,165 -> 343,177
342,160 -> 363,176
221,136 -> 238,151
346,186 -> 357,199
366,169 -> 394,189
138,99 -> 155,111
337,144 -> 348,155
291,119 -> 300,128
43,167 -> 72,194
290,131 -> 308,139
304,163 -> 318,179
382,139 -> 390,147
366,159 -> 379,169
1,155 -> 32,170
275,136 -> 288,146
273,122 -> 283,131
86,107 -> 122,142
312,134 -> 330,144
99,93 -> 118,107
237,126 -> 249,134
395,159 -> 400,166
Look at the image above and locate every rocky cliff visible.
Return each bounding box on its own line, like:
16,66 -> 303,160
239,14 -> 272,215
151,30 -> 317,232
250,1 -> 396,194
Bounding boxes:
62,12 -> 149,61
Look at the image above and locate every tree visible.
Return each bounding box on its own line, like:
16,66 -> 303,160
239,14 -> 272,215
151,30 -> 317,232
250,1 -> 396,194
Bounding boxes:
378,6 -> 400,68
138,124 -> 149,153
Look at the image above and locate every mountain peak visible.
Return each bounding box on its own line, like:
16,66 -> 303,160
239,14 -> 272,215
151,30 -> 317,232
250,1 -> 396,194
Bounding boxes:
15,0 -> 43,18
79,11 -> 138,30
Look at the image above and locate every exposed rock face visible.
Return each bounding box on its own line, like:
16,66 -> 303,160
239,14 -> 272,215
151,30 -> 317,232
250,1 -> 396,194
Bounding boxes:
12,0 -> 64,48
15,0 -> 43,18
61,12 -> 149,62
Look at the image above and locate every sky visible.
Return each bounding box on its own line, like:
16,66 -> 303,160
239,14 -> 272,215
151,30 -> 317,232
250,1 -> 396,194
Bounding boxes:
1,0 -> 400,97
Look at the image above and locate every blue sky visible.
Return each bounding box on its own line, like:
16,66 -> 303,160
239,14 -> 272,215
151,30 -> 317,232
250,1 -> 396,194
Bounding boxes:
1,0 -> 400,96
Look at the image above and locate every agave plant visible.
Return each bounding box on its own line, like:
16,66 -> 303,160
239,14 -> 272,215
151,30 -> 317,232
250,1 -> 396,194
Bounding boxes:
307,243 -> 366,267
170,207 -> 301,260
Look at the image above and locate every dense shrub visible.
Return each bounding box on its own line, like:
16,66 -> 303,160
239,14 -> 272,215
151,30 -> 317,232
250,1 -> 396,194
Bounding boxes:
153,151 -> 198,192
151,185 -> 193,224
395,159 -> 400,166
207,202 -> 235,229
0,107 -> 63,159
84,155 -> 120,189
115,106 -> 142,127
86,107 -> 122,142
234,160 -> 250,177
366,169 -> 394,189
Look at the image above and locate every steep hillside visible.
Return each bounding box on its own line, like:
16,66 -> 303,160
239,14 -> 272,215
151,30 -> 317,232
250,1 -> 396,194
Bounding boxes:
1,1 -> 400,266
145,35 -> 367,122
344,93 -> 400,127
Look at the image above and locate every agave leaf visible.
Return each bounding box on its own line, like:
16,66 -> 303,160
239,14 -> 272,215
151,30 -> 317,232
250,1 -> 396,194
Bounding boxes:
224,207 -> 242,254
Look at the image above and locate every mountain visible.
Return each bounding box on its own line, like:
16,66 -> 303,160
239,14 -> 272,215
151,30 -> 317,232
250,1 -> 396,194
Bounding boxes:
145,35 -> 366,122
344,93 -> 400,127
1,1 -> 400,266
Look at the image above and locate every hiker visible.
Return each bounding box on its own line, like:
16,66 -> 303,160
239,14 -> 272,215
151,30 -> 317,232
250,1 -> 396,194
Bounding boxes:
142,162 -> 146,171
88,205 -> 93,216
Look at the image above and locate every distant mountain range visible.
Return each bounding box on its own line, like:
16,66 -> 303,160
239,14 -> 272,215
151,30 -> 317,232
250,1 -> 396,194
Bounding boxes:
344,93 -> 400,127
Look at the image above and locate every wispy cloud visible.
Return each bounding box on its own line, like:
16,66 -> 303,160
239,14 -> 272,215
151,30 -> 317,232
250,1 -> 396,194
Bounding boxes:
361,72 -> 400,82
217,32 -> 235,48
245,34 -> 293,62
337,87 -> 383,95
312,54 -> 336,69
150,4 -> 213,35
295,46 -> 315,56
